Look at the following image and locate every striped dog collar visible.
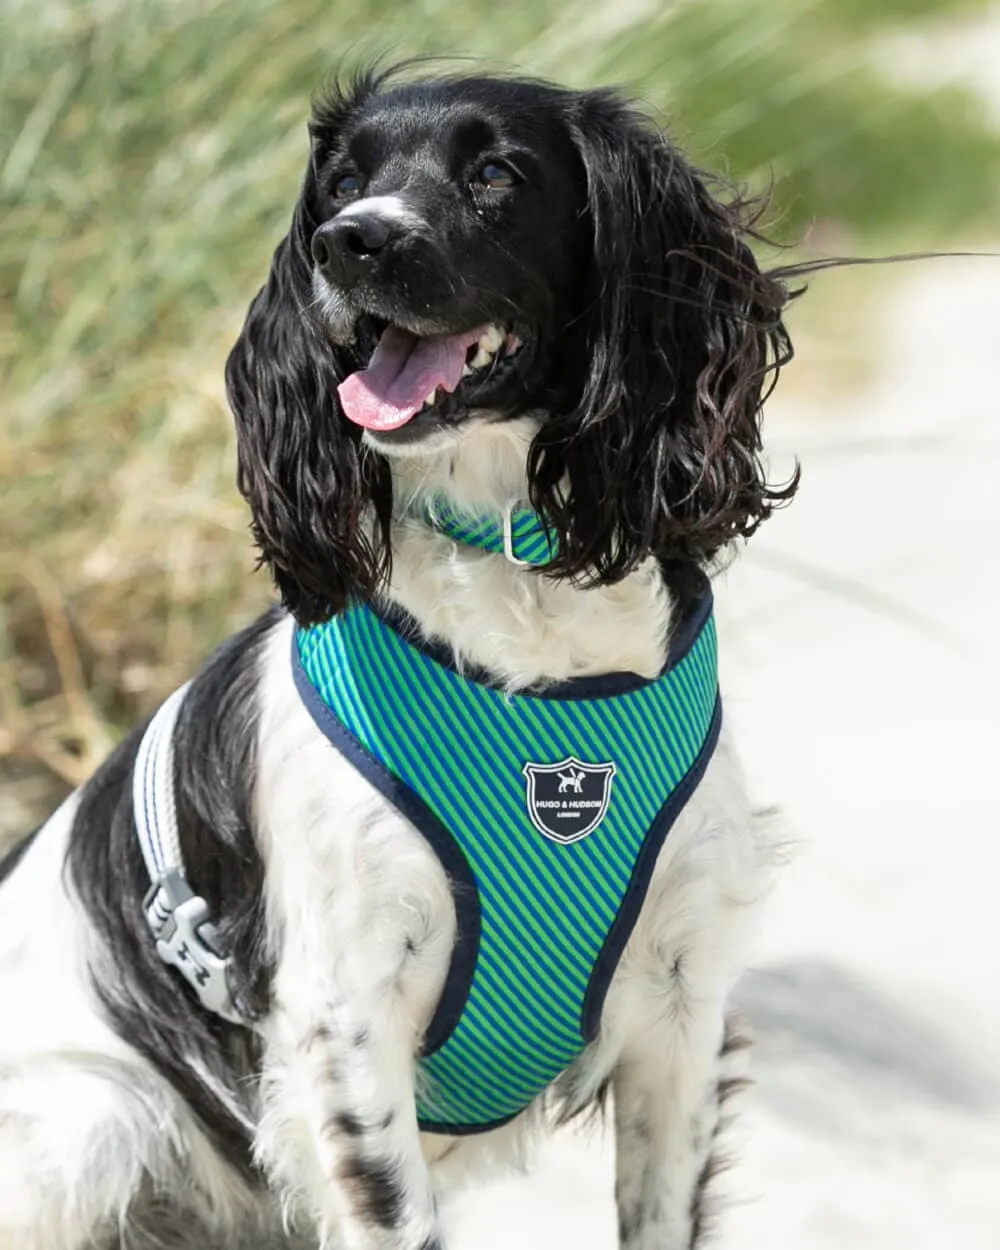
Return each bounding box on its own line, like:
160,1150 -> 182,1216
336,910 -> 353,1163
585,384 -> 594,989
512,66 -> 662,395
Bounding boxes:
420,494 -> 558,567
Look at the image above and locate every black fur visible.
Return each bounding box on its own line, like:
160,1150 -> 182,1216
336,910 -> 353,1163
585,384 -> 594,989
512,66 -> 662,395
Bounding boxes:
339,1154 -> 408,1230
64,610 -> 280,1176
532,92 -> 796,582
226,62 -> 797,627
689,1017 -> 753,1248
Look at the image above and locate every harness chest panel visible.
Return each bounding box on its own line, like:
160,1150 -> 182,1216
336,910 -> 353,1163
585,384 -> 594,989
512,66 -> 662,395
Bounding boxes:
294,599 -> 720,1133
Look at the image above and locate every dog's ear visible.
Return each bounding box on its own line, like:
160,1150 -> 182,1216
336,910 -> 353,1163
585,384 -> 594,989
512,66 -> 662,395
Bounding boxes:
225,169 -> 391,627
530,92 -> 797,583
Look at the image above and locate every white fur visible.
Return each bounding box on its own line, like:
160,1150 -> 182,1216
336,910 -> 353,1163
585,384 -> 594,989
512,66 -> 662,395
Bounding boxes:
346,195 -> 427,230
0,419 -> 776,1249
386,417 -> 674,687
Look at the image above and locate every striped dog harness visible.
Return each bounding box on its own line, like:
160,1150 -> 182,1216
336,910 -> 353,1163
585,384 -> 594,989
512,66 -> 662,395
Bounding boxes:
131,501 -> 721,1135
293,590 -> 721,1134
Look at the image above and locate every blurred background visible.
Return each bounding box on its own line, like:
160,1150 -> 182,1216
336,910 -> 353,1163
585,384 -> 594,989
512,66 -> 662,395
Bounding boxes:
1,0 -> 998,1246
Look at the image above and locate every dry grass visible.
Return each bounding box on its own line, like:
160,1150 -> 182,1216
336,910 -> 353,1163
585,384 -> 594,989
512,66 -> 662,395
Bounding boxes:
2,0 -> 997,839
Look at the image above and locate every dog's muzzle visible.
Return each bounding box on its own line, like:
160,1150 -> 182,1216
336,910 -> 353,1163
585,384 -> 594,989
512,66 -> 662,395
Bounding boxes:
311,213 -> 395,284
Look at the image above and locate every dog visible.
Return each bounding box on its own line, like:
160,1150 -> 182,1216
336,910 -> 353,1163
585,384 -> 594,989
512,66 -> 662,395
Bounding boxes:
0,63 -> 796,1250
557,768 -> 586,794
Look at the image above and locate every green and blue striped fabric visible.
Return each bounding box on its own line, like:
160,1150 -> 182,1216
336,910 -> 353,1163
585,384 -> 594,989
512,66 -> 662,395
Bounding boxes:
294,598 -> 720,1132
421,495 -> 558,566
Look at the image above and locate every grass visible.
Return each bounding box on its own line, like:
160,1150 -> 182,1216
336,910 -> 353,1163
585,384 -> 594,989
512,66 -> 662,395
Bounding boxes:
1,0 -> 997,837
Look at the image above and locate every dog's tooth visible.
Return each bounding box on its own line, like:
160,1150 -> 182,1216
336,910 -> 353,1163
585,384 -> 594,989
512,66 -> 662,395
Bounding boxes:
462,363 -> 474,377
478,326 -> 503,356
421,389 -> 437,409
469,346 -> 492,369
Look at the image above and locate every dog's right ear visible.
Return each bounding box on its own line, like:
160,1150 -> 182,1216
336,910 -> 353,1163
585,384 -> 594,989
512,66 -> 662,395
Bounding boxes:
225,182 -> 391,627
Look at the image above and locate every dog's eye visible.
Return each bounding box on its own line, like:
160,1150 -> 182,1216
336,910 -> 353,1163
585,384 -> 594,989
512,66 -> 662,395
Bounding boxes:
333,173 -> 363,200
476,161 -> 517,190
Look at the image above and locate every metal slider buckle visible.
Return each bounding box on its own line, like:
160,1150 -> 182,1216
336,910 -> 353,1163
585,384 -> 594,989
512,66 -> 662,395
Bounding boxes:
502,500 -> 532,567
143,870 -> 244,1026
423,494 -> 445,533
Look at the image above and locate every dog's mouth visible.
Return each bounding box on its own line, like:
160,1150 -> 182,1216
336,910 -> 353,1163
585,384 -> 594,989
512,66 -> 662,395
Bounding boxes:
337,319 -> 530,433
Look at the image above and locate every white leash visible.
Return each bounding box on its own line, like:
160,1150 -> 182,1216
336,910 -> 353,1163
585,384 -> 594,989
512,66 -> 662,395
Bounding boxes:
132,683 -> 244,1025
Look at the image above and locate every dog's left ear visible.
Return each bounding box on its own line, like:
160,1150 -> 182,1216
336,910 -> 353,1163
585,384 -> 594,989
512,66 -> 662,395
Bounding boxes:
530,91 -> 797,583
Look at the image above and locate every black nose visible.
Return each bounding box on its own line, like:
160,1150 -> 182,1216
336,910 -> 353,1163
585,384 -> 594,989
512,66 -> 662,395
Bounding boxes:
311,215 -> 394,278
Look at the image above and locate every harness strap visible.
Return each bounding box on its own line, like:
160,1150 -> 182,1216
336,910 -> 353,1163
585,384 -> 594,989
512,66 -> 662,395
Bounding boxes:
132,683 -> 244,1025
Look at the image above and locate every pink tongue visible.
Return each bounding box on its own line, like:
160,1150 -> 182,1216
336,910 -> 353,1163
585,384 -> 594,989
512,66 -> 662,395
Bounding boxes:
338,324 -> 487,431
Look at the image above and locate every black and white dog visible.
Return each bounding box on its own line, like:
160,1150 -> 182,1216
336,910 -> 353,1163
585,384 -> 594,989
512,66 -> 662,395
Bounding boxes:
0,65 -> 796,1250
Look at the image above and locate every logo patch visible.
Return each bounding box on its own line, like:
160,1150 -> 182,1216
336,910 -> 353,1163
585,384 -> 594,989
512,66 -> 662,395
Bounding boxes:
522,757 -> 617,845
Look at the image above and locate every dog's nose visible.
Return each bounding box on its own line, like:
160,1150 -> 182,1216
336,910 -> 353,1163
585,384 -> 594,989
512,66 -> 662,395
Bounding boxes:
311,215 -> 394,278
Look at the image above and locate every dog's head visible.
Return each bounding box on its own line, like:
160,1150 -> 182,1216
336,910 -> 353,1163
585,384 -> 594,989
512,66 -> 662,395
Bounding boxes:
226,64 -> 797,625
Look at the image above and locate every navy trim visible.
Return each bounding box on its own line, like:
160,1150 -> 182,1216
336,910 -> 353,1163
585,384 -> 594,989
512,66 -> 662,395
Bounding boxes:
291,636 -> 481,1058
417,1109 -> 519,1136
368,575 -> 713,703
579,694 -> 724,1041
662,580 -> 714,671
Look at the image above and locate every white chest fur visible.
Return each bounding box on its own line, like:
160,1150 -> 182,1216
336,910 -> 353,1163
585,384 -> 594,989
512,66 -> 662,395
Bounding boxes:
381,416 -> 674,688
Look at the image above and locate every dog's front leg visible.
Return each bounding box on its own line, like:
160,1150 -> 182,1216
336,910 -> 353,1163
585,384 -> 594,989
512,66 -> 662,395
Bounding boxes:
261,989 -> 440,1250
611,1009 -> 746,1250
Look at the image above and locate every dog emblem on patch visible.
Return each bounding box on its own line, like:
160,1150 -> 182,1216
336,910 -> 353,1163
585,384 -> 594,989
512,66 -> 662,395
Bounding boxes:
522,757 -> 617,845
